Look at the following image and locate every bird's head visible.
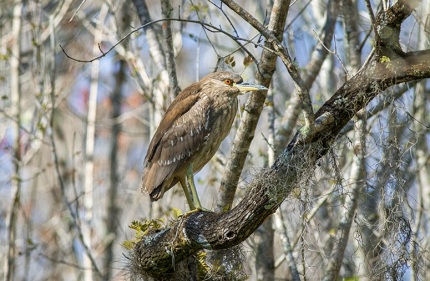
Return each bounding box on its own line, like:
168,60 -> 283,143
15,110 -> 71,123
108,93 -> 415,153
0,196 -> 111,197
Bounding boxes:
201,71 -> 267,96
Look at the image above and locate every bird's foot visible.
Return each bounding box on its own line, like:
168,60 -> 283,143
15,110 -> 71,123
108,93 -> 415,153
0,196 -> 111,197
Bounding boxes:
182,206 -> 211,217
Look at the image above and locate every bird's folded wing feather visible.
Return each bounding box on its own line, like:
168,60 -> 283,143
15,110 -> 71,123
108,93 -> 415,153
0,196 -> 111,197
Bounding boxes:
142,86 -> 214,194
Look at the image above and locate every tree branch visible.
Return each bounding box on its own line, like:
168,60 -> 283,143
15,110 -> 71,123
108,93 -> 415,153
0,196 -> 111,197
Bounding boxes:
161,0 -> 181,98
221,0 -> 316,134
6,3 -> 23,280
128,47 -> 430,277
374,0 -> 421,57
275,0 -> 341,153
128,1 -> 429,278
216,0 -> 291,212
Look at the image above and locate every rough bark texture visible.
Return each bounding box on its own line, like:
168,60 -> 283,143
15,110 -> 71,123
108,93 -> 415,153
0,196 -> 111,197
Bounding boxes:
128,0 -> 430,278
161,0 -> 181,99
275,0 -> 340,154
216,0 -> 291,212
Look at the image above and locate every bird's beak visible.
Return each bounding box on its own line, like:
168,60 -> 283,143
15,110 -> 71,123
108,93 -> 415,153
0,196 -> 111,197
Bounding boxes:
234,82 -> 268,93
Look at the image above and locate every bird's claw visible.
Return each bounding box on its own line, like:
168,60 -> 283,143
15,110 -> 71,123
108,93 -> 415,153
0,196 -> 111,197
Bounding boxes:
181,207 -> 211,217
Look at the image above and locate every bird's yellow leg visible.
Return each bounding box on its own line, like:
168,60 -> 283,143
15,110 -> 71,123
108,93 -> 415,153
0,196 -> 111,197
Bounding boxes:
186,163 -> 204,210
179,177 -> 196,210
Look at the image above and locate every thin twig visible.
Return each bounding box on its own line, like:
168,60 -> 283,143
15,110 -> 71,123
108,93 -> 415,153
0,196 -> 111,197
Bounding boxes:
6,3 -> 23,280
69,0 -> 87,22
364,0 -> 379,42
208,0 -> 240,37
312,31 -> 349,77
275,210 -> 301,281
49,10 -> 104,280
274,183 -> 338,268
60,18 -> 265,65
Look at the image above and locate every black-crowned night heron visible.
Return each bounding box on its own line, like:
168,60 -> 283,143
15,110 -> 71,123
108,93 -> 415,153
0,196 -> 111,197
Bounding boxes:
141,71 -> 267,210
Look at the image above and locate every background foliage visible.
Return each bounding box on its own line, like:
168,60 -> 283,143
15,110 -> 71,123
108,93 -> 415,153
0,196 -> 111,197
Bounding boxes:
0,0 -> 429,280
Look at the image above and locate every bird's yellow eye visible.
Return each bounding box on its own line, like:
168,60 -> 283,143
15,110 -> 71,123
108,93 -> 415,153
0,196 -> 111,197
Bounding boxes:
224,79 -> 233,85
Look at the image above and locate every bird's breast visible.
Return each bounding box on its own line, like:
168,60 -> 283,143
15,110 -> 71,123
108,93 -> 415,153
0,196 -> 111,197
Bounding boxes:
191,95 -> 238,172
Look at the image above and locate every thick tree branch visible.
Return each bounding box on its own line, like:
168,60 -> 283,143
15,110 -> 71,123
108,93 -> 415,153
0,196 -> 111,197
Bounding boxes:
374,0 -> 421,57
217,0 -> 290,212
129,48 -> 430,278
221,0 -> 316,134
128,1 -> 429,278
275,0 -> 340,153
311,49 -> 430,153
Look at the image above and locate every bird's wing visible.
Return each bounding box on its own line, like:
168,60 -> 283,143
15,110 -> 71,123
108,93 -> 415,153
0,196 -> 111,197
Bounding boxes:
144,84 -> 201,164
142,85 -> 214,197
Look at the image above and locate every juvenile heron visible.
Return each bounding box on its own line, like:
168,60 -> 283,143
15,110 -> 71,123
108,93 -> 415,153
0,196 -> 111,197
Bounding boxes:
141,71 -> 267,210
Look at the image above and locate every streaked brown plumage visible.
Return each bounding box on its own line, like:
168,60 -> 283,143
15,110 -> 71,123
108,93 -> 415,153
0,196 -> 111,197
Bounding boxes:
141,71 -> 267,209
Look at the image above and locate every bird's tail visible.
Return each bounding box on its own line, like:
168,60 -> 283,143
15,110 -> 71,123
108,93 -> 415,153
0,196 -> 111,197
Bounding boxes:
141,167 -> 165,201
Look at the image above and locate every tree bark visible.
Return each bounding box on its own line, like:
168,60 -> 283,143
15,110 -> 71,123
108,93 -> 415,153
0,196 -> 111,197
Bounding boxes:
128,1 -> 430,278
161,0 -> 180,99
5,2 -> 23,280
216,0 -> 291,212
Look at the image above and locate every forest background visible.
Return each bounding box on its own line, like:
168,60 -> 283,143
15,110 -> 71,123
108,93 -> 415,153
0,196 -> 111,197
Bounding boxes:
1,0 -> 430,280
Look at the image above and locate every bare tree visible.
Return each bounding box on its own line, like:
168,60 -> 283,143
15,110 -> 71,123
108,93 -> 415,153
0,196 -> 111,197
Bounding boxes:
4,2 -> 23,280
127,0 -> 430,279
1,0 -> 429,280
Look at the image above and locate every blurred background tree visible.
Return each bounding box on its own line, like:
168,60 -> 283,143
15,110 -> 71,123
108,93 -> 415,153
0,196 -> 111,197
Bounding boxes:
0,0 -> 429,280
